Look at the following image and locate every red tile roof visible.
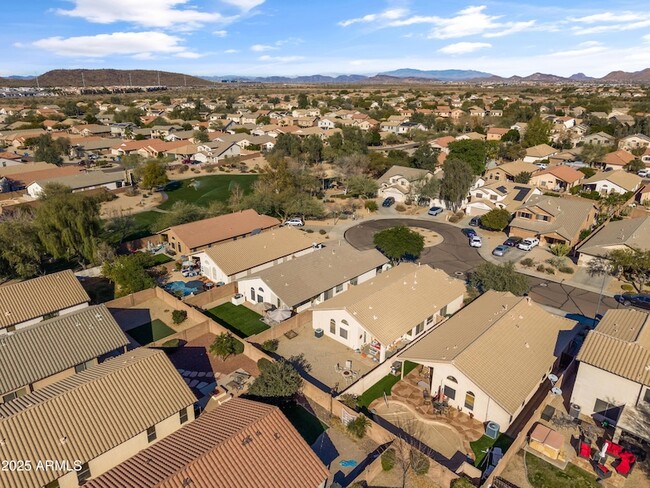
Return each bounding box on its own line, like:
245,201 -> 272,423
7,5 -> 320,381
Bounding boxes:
86,398 -> 329,488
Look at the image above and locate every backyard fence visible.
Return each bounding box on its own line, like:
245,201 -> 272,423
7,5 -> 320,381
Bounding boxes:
183,282 -> 237,308
248,310 -> 312,344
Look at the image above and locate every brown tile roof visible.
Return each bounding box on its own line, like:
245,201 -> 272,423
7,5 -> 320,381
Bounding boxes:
577,309 -> 650,385
0,348 -> 196,488
247,243 -> 389,308
577,216 -> 650,257
86,398 -> 329,488
525,144 -> 557,158
535,165 -> 585,184
161,209 -> 280,251
314,264 -> 465,346
401,291 -> 576,414
602,150 -> 635,166
0,270 -> 90,330
493,160 -> 541,177
0,304 -> 129,396
199,226 -> 323,277
582,170 -> 642,192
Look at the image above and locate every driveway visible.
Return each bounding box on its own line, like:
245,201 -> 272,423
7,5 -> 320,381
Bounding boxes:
344,218 -> 484,277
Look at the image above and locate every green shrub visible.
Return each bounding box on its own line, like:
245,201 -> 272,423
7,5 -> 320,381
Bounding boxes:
261,339 -> 279,352
479,208 -> 511,231
559,266 -> 574,274
174,261 -> 183,271
545,266 -> 555,274
536,264 -> 546,272
621,284 -> 634,292
520,258 -> 535,268
305,228 -> 314,233
257,357 -> 273,371
448,214 -> 461,223
346,414 -> 371,439
177,164 -> 189,173
411,451 -> 430,475
161,338 -> 181,348
546,257 -> 566,269
550,243 -> 571,257
381,449 -> 396,471
319,229 -> 327,235
451,477 -> 476,488
172,310 -> 187,324
395,203 -> 406,212
364,200 -> 378,212
338,393 -> 359,410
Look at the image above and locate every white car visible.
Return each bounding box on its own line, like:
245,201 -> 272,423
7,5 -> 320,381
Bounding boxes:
284,218 -> 305,227
469,235 -> 482,248
638,169 -> 650,178
517,237 -> 540,251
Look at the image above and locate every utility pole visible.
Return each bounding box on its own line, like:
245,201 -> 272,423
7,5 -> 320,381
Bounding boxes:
129,73 -> 132,87
35,76 -> 40,89
157,71 -> 161,87
81,71 -> 85,88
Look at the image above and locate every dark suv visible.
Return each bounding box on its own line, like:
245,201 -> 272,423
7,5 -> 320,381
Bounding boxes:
503,236 -> 523,247
382,197 -> 395,207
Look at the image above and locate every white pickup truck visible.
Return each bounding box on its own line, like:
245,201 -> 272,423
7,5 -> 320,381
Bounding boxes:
517,237 -> 540,251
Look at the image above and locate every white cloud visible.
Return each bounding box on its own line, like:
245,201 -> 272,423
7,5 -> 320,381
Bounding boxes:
573,19 -> 650,35
258,55 -> 304,62
570,12 -> 647,24
438,42 -> 491,54
224,49 -> 240,54
251,44 -> 276,52
213,30 -> 228,37
483,21 -> 536,38
338,8 -> 408,27
644,34 -> 650,43
548,42 -> 607,57
32,31 -> 195,58
569,11 -> 650,35
56,0 -> 231,29
175,51 -> 203,58
221,0 -> 264,12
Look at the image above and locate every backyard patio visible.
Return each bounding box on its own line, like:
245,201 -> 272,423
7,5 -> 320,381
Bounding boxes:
275,324 -> 377,390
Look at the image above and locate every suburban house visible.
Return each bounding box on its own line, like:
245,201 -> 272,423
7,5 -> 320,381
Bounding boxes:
0,348 -> 196,488
529,165 -> 585,191
0,304 -> 128,404
599,149 -> 636,171
0,270 -> 90,334
637,184 -> 650,205
508,195 -> 598,247
193,227 -> 323,284
485,160 -> 541,183
618,133 -> 650,152
312,264 -> 465,363
238,243 -> 389,313
377,165 -> 433,203
85,398 -> 328,488
576,216 -> 650,266
158,209 -> 280,254
465,182 -> 541,216
27,170 -> 131,198
523,144 -> 558,163
400,291 -> 576,429
583,131 -> 615,146
429,135 -> 455,154
571,308 -> 650,443
582,171 -> 642,195
486,127 -> 509,141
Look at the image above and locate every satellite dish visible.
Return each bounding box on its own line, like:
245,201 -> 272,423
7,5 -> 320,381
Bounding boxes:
551,387 -> 562,395
548,374 -> 559,384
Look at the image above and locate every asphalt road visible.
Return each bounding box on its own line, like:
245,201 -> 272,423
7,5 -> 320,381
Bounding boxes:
344,218 -> 623,318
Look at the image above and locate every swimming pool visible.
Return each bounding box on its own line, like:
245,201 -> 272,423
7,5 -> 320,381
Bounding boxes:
165,280 -> 204,296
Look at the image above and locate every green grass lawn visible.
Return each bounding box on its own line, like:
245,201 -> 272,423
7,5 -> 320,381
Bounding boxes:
206,302 -> 269,338
127,319 -> 175,345
117,210 -> 161,243
357,360 -> 418,409
145,253 -> 173,267
525,451 -> 600,488
470,434 -> 515,469
158,175 -> 258,210
281,403 -> 328,446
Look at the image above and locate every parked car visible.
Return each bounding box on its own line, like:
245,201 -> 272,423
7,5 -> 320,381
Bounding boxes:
638,169 -> 650,178
503,236 -> 523,247
382,197 -> 395,207
469,216 -> 481,227
492,245 -> 511,257
461,228 -> 477,238
428,206 -> 443,216
284,218 -> 305,227
469,235 -> 482,248
615,294 -> 650,310
417,196 -> 431,207
181,269 -> 198,278
517,237 -> 540,251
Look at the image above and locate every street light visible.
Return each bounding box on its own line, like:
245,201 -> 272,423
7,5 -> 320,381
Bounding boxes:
588,258 -> 612,323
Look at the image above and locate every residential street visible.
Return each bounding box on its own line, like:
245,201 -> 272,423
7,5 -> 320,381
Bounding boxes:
343,217 -> 623,318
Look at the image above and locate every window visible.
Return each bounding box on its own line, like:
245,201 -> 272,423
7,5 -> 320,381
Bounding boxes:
644,389 -> 650,404
519,212 -> 532,219
593,399 -> 622,423
74,360 -> 93,374
443,385 -> 456,400
335,283 -> 343,293
476,192 -> 483,198
490,195 -> 498,201
538,215 -> 549,222
465,391 -> 476,411
77,463 -> 91,484
330,319 -> 336,334
446,376 -> 458,383
350,277 -> 358,286
6,325 -> 15,333
147,426 -> 157,443
339,328 -> 348,340
426,315 -> 434,325
179,408 -> 188,424
43,311 -> 60,321
415,323 -> 424,335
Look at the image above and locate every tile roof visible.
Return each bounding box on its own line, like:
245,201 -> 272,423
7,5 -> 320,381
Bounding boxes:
0,304 -> 128,396
602,150 -> 635,166
160,209 -> 280,250
0,270 -> 90,330
577,309 -> 650,386
247,243 -> 388,308
0,348 -> 196,488
492,160 -> 541,177
582,170 -> 642,192
525,144 -> 557,158
377,165 -> 432,184
400,291 -> 576,414
510,195 -> 596,241
313,264 -> 465,346
30,169 -> 127,189
86,398 -> 329,488
577,217 -> 650,257
534,165 -> 585,183
199,226 -> 323,276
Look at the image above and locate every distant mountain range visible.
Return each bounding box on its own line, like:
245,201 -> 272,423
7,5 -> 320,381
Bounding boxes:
2,67 -> 650,87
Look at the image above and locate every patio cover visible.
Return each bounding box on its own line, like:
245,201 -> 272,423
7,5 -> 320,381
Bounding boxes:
616,404 -> 650,443
267,308 -> 292,322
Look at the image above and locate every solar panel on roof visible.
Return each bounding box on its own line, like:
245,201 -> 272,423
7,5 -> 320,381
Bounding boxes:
496,185 -> 508,193
512,186 -> 530,201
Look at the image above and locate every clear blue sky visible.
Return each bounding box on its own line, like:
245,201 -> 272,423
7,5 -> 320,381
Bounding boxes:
3,1 -> 649,77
